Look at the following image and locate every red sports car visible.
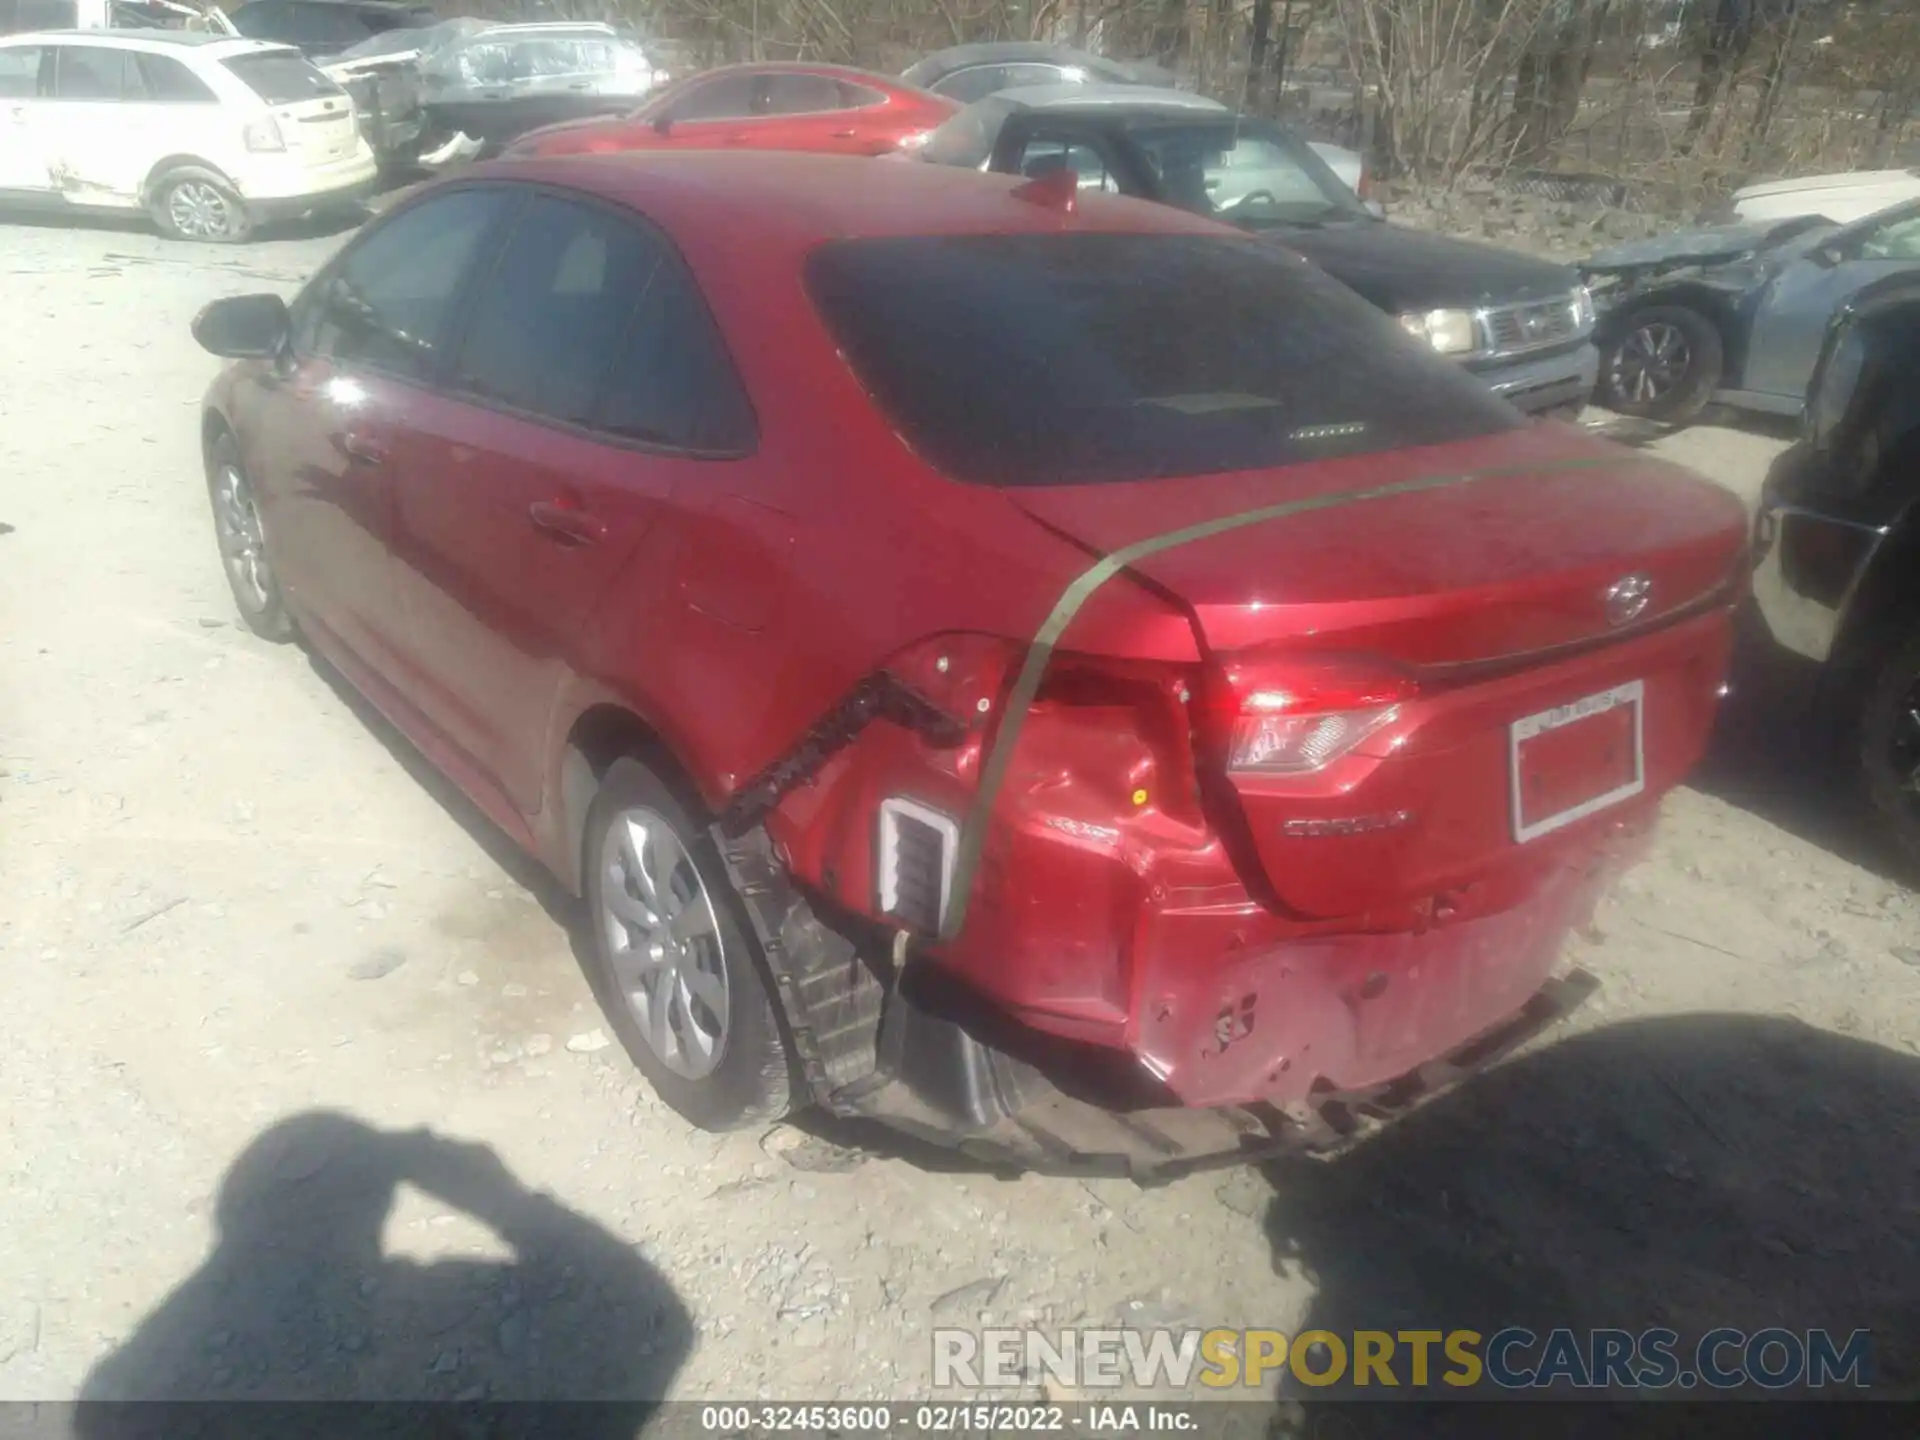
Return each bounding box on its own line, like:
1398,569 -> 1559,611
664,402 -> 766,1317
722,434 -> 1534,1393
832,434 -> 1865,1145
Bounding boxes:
501,62 -> 958,160
190,155 -> 1746,1174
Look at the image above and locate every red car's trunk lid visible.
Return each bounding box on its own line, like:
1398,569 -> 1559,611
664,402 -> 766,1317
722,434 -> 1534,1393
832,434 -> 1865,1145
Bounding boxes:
1009,428 -> 1747,669
1006,428 -> 1747,918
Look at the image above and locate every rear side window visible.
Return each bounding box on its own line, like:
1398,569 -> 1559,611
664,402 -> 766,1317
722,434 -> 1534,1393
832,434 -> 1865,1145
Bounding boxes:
762,72 -> 840,114
934,61 -> 1069,103
51,45 -> 140,101
450,194 -> 754,451
137,52 -> 217,102
807,233 -> 1524,487
222,49 -> 342,102
667,71 -> 757,121
303,188 -> 510,379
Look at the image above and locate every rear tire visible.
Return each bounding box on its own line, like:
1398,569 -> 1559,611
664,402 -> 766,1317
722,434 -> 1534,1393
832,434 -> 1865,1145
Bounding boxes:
150,167 -> 253,244
1598,304 -> 1723,424
581,758 -> 795,1131
1860,628 -> 1920,873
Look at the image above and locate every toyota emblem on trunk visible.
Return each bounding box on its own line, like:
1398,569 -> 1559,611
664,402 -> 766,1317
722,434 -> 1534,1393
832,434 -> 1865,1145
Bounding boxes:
1604,574 -> 1653,627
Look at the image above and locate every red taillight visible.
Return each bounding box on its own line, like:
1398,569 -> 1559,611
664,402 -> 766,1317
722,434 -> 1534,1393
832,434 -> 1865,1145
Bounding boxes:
1210,655 -> 1417,775
1356,167 -> 1374,201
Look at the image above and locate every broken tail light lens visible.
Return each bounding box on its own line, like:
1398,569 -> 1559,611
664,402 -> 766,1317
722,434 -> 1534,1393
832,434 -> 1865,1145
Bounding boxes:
243,116 -> 286,153
1220,657 -> 1416,775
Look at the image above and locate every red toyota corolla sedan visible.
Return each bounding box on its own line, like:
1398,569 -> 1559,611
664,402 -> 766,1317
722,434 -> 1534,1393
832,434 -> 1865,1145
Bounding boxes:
500,62 -> 957,161
191,155 -> 1747,1173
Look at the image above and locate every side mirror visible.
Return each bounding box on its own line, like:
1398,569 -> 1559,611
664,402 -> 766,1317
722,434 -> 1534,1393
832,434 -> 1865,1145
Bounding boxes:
192,293 -> 289,360
1364,198 -> 1387,220
1810,243 -> 1846,270
651,111 -> 673,136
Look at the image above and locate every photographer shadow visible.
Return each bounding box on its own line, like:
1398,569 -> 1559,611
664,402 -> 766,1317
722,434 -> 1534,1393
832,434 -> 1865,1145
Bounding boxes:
77,1112 -> 690,1435
1261,1014 -> 1920,1434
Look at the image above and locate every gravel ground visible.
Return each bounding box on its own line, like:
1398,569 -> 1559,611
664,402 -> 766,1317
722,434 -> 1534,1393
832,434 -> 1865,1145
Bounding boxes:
1,209 -> 1915,1407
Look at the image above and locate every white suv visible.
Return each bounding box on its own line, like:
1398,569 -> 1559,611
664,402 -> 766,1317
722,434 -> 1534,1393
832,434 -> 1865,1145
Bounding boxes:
0,30 -> 375,241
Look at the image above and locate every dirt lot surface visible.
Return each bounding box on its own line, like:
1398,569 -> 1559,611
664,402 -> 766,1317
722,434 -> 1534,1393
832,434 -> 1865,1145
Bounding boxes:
2,211 -> 1916,1407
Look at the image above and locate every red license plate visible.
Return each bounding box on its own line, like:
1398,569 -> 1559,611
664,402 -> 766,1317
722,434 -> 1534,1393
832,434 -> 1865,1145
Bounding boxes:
1509,680 -> 1644,843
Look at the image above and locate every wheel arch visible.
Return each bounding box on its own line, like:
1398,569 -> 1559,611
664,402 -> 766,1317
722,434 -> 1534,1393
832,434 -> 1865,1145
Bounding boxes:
141,155 -> 238,207
552,701 -> 710,896
1595,284 -> 1740,360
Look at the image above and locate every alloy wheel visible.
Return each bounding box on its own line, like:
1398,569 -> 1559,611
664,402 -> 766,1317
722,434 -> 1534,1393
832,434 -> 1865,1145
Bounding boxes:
212,464 -> 272,613
1610,321 -> 1692,405
168,181 -> 238,241
596,806 -> 730,1080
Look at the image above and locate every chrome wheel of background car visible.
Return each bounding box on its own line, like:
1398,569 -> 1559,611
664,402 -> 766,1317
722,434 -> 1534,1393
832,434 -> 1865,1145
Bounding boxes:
596,806 -> 730,1080
1610,320 -> 1691,404
212,463 -> 272,614
168,181 -> 240,241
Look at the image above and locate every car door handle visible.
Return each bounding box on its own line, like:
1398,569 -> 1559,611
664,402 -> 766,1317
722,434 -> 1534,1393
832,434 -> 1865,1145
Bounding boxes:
829,128 -> 858,139
336,429 -> 387,465
527,500 -> 606,546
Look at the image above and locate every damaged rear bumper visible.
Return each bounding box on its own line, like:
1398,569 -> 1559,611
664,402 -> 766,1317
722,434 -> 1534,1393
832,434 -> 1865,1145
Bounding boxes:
840,957 -> 1601,1180
720,811 -> 1643,1178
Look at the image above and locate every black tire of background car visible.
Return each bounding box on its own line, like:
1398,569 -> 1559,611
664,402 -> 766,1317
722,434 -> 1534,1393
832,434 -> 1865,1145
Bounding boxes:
1860,627 -> 1920,873
581,757 -> 796,1131
1598,303 -> 1724,424
207,432 -> 294,643
149,166 -> 254,245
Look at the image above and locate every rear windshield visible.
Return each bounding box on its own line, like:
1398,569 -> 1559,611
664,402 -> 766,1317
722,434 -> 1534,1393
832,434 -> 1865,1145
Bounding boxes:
222,50 -> 342,103
806,233 -> 1525,487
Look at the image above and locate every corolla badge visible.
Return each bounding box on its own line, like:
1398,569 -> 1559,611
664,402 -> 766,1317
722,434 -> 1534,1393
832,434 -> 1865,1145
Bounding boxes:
1604,573 -> 1653,627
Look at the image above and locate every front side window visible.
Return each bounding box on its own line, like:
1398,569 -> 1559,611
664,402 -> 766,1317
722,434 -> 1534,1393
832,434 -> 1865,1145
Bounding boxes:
303,188 -> 510,380
450,196 -> 661,426
807,233 -> 1523,488
448,194 -> 754,450
1858,209 -> 1920,262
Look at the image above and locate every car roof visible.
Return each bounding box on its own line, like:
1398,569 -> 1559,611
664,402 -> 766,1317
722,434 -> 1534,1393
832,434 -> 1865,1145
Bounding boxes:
672,59 -> 914,87
246,0 -> 432,9
0,28 -> 290,53
992,82 -> 1226,113
479,150 -> 1230,251
904,40 -> 1126,78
